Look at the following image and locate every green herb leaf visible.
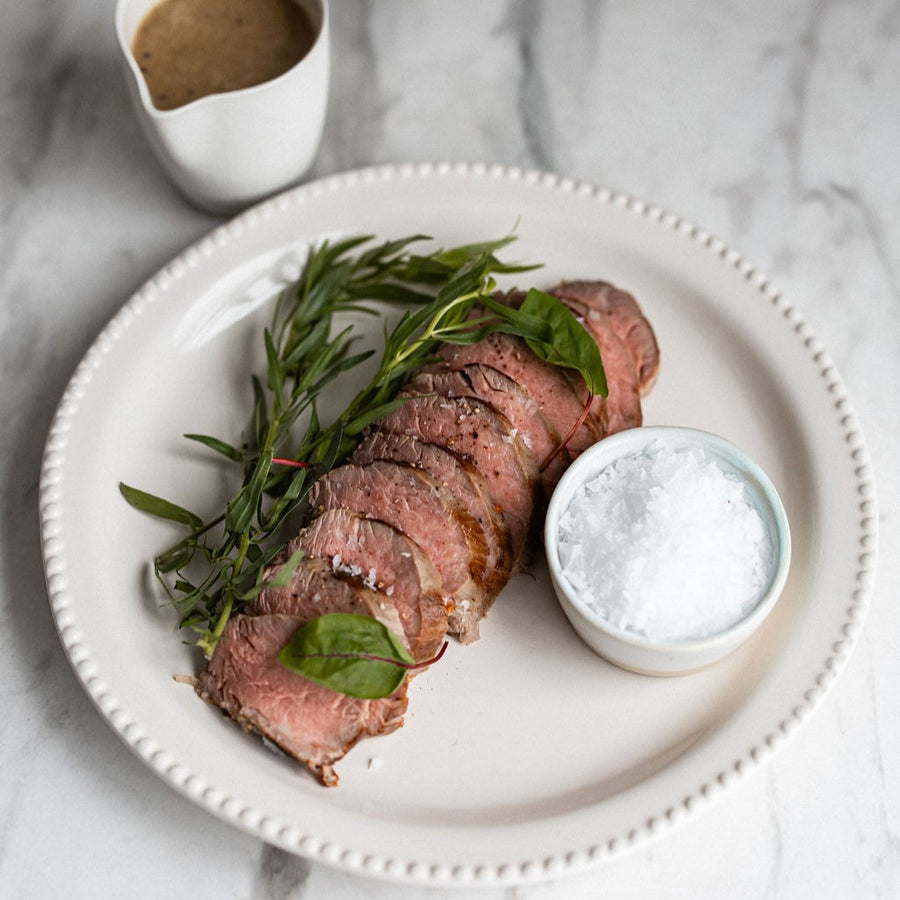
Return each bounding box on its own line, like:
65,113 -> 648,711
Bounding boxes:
278,613 -> 415,699
519,288 -> 608,397
224,448 -> 272,534
184,433 -> 244,462
119,482 -> 203,529
236,546 -> 306,602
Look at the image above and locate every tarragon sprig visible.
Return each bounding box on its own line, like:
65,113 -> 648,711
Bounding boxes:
121,233 -> 606,668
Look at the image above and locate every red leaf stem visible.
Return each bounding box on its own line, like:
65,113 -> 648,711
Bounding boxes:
272,457 -> 311,468
296,640 -> 449,671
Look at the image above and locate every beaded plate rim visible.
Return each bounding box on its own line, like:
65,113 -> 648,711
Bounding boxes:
38,161 -> 877,886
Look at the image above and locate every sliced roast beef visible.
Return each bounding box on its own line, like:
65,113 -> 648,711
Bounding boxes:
291,508 -> 447,661
372,391 -> 538,566
352,432 -> 511,588
551,280 -> 660,395
308,460 -> 491,622
196,612 -> 408,786
432,330 -> 604,458
253,555 -> 407,646
552,294 -> 642,435
407,364 -> 568,497
196,271 -> 659,788
352,431 -> 511,641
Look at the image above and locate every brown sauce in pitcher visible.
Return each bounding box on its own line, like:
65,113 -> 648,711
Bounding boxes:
132,0 -> 317,111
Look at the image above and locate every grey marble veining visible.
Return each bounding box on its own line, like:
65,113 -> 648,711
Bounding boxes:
1,1 -> 898,898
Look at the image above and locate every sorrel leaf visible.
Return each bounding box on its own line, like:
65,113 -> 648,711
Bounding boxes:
279,613 -> 415,699
520,288 -> 608,396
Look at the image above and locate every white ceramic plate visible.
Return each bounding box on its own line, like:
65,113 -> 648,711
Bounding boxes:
39,163 -> 877,887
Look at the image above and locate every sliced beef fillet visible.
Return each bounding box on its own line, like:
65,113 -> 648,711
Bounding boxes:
352,431 -> 512,589
407,363 -> 567,498
432,330 -> 604,458
196,612 -> 408,787
308,460 -> 491,622
196,273 -> 659,787
253,555 -> 407,647
551,280 -> 660,395
373,391 -> 538,567
352,432 -> 512,641
290,507 -> 447,661
552,294 -> 642,435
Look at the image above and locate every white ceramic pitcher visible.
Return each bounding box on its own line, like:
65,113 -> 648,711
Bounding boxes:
115,0 -> 330,214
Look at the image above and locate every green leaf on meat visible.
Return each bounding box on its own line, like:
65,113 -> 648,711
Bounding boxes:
279,613 -> 416,700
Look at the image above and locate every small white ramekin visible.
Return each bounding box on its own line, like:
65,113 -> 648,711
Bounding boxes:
544,426 -> 791,676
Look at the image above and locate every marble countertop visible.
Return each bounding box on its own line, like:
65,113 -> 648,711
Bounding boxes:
3,1 -> 898,897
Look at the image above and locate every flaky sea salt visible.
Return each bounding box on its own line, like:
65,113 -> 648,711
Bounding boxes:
556,440 -> 775,642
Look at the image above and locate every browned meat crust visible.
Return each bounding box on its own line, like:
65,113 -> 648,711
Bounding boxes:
352,431 -> 513,638
433,329 -> 604,458
375,391 -> 538,567
309,460 -> 492,613
431,363 -> 570,499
